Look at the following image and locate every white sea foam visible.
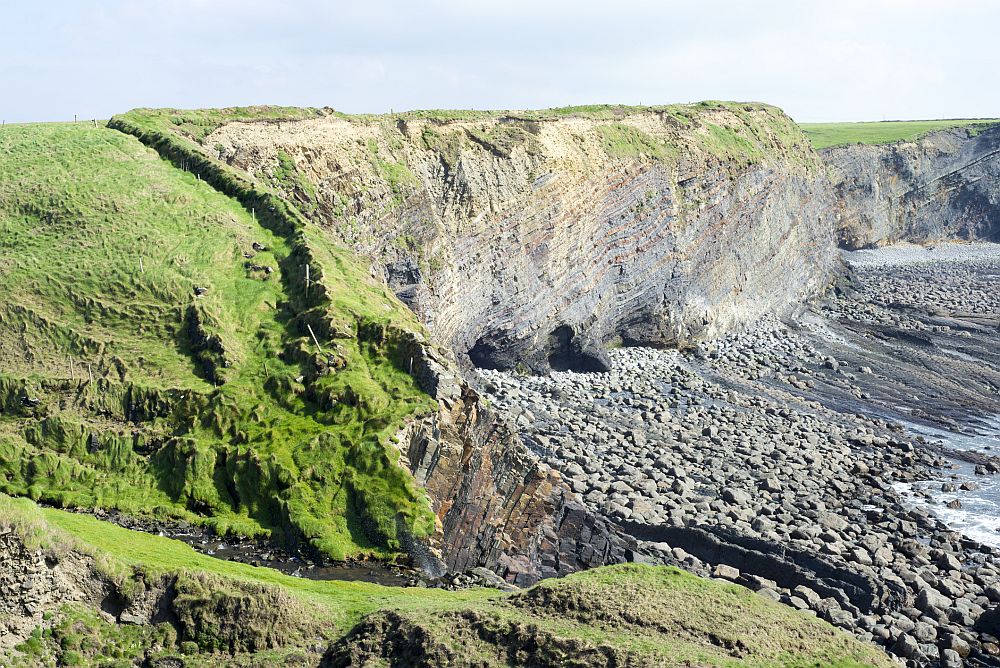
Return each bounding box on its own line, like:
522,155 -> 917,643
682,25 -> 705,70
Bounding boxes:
893,416 -> 1000,548
895,476 -> 1000,548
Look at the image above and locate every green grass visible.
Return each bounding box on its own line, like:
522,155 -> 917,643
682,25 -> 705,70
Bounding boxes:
800,119 -> 1000,149
2,495 -> 893,667
0,121 -> 437,560
594,123 -> 678,161
4,495 -> 490,628
119,100 -> 784,128
700,122 -> 765,165
269,150 -> 319,216
146,106 -> 325,142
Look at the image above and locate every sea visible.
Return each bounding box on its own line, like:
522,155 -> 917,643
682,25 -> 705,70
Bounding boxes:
893,416 -> 1000,548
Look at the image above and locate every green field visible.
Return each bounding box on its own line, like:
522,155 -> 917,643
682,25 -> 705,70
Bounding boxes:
800,118 -> 1000,149
2,494 -> 893,667
0,120 -> 436,560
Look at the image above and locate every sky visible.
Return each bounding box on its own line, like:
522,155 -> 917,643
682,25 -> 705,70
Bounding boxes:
2,0 -> 998,124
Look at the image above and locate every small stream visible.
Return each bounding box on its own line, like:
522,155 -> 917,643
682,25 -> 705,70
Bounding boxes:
176,532 -> 423,586
76,509 -> 425,586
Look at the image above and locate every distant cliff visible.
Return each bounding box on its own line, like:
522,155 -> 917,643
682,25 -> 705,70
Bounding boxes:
204,103 -> 838,372
823,124 -> 1000,248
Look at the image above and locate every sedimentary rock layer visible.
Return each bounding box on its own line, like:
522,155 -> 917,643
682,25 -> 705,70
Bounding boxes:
393,333 -> 636,585
824,125 -> 1000,248
206,103 -> 838,372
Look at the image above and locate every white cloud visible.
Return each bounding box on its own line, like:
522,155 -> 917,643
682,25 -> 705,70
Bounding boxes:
0,0 -> 997,122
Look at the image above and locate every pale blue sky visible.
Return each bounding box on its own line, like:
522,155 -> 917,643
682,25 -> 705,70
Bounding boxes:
2,0 -> 998,123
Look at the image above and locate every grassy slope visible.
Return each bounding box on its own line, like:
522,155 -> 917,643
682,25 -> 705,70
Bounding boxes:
800,118 -> 1000,149
5,495 -> 489,630
2,495 -> 893,668
354,568 -> 893,668
0,121 -> 435,560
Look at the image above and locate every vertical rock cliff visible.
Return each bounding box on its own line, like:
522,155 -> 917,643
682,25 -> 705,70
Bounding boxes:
206,103 -> 838,373
111,103 -> 842,585
823,124 -> 1000,248
387,332 -> 636,584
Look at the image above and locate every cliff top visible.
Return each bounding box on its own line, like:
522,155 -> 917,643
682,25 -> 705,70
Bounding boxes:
118,100 -> 790,141
801,118 -> 1000,149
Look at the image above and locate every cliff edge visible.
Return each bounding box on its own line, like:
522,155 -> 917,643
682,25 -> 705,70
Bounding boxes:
199,102 -> 838,372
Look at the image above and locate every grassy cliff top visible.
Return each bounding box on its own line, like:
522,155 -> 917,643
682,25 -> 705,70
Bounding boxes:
3,494 -> 894,668
121,100 -> 789,138
117,101 -> 815,169
801,118 -> 1000,149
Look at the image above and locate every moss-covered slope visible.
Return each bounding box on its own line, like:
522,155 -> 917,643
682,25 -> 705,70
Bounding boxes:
0,121 -> 436,560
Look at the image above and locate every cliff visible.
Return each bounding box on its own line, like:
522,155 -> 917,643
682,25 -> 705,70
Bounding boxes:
393,337 -> 635,584
98,103 -> 842,583
202,102 -> 838,372
100,108 -> 639,585
823,124 -> 1000,248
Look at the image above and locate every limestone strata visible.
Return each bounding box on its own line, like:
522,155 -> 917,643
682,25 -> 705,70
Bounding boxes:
206,104 -> 837,372
824,125 -> 1000,248
393,332 -> 635,586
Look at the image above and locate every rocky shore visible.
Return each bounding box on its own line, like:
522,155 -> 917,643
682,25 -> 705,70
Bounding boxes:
477,243 -> 1000,667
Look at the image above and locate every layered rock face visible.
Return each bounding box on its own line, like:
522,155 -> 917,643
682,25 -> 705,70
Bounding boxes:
207,103 -> 837,372
391,333 -> 636,585
0,530 -> 107,650
824,124 -> 1000,248
199,103 -> 840,583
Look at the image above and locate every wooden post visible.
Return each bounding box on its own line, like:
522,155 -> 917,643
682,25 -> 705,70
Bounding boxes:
306,324 -> 323,353
88,364 -> 94,385
305,264 -> 310,299
74,114 -> 77,123
93,119 -> 98,128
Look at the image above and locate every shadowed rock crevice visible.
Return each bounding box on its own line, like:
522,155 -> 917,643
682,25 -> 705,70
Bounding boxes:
546,325 -> 611,373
